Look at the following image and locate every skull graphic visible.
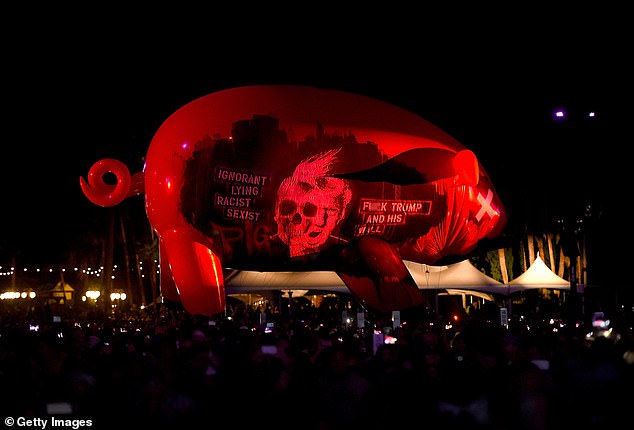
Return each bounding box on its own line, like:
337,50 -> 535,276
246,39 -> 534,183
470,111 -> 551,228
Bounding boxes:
274,149 -> 351,257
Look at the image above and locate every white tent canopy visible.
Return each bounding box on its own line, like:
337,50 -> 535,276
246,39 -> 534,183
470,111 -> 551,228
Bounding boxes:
405,259 -> 508,295
224,259 -> 510,297
222,253 -> 575,300
224,269 -> 349,295
508,253 -> 570,293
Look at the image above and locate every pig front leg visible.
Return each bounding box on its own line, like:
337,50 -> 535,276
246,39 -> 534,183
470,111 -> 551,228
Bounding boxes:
159,228 -> 226,316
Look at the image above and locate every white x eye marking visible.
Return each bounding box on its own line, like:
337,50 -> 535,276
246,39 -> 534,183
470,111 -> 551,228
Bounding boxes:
475,189 -> 496,221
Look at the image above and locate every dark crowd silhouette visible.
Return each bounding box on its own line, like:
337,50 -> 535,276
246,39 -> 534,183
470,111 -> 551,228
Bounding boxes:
1,298 -> 633,430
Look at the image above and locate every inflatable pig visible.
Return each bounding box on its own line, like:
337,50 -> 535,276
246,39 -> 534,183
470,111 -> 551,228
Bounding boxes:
80,85 -> 506,316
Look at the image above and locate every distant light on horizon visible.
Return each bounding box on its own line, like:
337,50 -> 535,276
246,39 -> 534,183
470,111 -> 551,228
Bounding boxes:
553,108 -> 598,120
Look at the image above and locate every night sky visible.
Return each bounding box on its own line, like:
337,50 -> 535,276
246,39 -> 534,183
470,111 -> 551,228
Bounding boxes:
0,22 -> 629,287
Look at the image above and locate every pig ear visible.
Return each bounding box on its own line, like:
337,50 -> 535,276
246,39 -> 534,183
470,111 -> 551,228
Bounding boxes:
337,236 -> 425,314
159,227 -> 226,316
80,158 -> 131,207
453,149 -> 479,186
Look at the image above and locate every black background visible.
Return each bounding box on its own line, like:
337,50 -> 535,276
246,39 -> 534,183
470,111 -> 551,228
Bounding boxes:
1,13 -> 629,291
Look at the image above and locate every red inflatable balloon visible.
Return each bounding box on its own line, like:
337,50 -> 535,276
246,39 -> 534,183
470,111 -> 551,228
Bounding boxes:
80,85 -> 506,316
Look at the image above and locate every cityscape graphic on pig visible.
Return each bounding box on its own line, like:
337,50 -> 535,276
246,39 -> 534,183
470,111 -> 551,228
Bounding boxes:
81,85 -> 506,316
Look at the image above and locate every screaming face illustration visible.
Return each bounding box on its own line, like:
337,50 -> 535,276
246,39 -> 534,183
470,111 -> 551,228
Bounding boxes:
274,149 -> 352,257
